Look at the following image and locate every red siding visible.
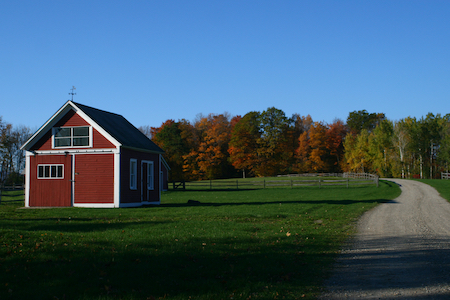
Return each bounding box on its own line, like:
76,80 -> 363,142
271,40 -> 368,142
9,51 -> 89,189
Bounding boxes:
120,149 -> 160,203
74,154 -> 114,204
30,109 -> 115,151
29,155 -> 72,207
55,109 -> 89,127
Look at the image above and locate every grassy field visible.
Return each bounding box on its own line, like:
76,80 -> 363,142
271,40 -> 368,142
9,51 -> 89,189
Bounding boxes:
0,180 -> 401,300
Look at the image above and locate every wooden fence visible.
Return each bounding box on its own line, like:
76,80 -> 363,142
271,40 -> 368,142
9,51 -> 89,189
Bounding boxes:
442,172 -> 450,180
0,184 -> 25,204
171,173 -> 379,191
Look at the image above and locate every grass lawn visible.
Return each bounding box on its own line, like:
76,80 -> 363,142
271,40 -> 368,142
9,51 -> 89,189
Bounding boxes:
416,179 -> 450,202
0,180 -> 400,300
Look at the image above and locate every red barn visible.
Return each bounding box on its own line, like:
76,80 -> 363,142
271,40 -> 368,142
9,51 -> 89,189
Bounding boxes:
21,101 -> 167,208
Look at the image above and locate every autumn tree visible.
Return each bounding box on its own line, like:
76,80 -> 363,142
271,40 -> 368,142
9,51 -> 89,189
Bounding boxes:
326,119 -> 347,172
196,113 -> 234,179
150,120 -> 191,181
228,111 -> 261,177
344,129 -> 371,173
307,122 -> 329,172
181,113 -> 236,180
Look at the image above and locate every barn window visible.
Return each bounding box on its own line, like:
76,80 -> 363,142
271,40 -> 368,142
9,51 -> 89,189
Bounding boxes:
147,162 -> 154,190
53,126 -> 91,148
38,164 -> 64,179
130,159 -> 137,190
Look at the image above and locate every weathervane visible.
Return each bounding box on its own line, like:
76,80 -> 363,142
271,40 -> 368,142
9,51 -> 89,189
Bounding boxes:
68,86 -> 77,101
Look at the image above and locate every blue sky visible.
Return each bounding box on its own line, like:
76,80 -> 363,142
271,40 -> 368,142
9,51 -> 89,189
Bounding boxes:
1,0 -> 449,130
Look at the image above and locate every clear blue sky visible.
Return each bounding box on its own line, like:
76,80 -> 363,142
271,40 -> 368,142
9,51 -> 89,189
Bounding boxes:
1,0 -> 449,130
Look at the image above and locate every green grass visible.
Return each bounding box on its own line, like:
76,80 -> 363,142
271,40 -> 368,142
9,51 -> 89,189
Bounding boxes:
0,181 -> 401,300
415,179 -> 450,202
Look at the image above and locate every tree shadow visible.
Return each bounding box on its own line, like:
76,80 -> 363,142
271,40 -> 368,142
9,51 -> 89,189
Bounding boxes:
157,198 -> 397,208
320,235 -> 450,299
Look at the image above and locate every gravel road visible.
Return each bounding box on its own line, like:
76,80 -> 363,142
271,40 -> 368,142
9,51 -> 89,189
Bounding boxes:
319,179 -> 450,299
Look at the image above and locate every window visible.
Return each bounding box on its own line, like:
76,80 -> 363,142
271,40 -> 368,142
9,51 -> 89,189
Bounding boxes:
54,126 -> 90,148
147,162 -> 154,190
38,164 -> 64,179
130,159 -> 137,190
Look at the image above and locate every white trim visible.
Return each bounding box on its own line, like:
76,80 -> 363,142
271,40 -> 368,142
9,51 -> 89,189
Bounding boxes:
71,154 -> 75,206
24,152 -> 31,207
33,149 -> 116,155
114,151 -> 121,208
21,101 -> 74,150
73,203 -> 116,208
21,101 -> 122,151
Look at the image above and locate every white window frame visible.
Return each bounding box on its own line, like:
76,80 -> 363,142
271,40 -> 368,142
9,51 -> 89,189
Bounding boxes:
130,159 -> 137,190
52,126 -> 92,148
147,161 -> 154,190
37,164 -> 64,179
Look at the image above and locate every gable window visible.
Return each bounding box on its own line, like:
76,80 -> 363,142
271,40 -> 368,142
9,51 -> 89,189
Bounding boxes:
53,126 -> 91,148
130,159 -> 137,190
38,164 -> 64,179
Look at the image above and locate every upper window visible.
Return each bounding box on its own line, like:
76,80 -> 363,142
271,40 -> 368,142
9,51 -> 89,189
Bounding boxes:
53,126 -> 91,148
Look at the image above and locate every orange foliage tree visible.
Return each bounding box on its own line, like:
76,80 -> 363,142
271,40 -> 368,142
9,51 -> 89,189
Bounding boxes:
228,111 -> 261,177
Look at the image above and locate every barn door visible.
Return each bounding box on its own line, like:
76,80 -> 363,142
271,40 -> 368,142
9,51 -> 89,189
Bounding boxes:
30,154 -> 72,207
141,161 -> 154,202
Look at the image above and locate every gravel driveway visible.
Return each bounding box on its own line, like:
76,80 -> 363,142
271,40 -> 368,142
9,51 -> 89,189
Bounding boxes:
319,179 -> 450,299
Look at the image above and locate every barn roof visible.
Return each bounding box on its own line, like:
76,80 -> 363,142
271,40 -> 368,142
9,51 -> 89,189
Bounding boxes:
72,102 -> 163,153
21,101 -> 164,153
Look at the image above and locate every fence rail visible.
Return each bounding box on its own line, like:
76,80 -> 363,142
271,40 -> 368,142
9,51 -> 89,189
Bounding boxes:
0,184 -> 24,191
442,172 -> 450,180
171,173 -> 379,191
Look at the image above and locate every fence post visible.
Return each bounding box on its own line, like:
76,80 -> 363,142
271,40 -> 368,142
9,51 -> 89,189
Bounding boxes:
210,180 -> 212,190
264,179 -> 266,189
347,178 -> 349,188
183,181 -> 186,190
319,178 -> 321,189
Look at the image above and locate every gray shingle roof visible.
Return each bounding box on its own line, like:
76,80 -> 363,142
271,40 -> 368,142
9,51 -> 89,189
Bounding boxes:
73,102 -> 164,153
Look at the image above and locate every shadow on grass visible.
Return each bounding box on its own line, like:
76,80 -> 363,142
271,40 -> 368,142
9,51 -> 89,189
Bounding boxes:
3,233 -> 450,300
158,199 -> 397,208
0,232 -> 338,300
1,218 -> 172,233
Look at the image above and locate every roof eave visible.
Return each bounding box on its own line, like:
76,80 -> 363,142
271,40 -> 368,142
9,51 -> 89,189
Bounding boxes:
121,145 -> 165,154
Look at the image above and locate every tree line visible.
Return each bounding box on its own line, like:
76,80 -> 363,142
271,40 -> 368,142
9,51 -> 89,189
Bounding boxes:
144,108 -> 450,181
0,117 -> 32,185
2,107 -> 449,185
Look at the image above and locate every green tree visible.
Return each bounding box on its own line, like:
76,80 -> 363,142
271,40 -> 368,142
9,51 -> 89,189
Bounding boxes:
369,119 -> 394,177
346,110 -> 385,135
256,107 -> 290,176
